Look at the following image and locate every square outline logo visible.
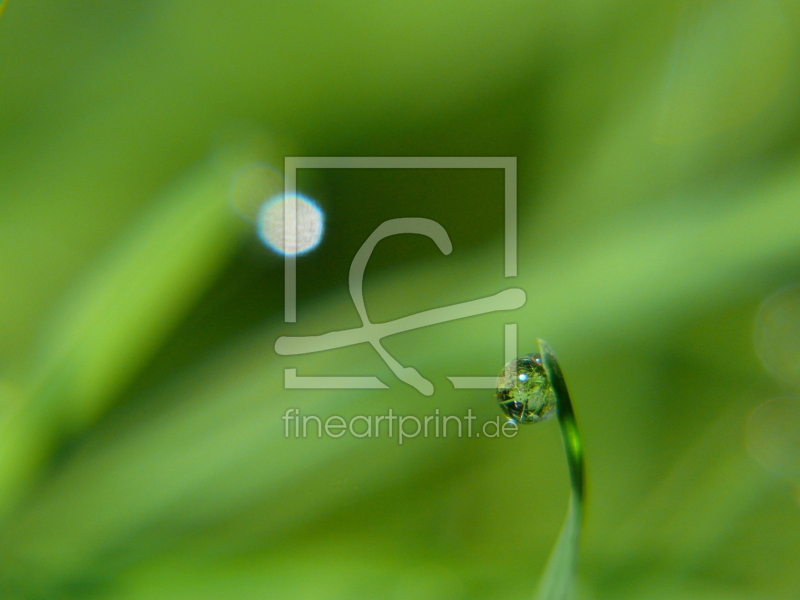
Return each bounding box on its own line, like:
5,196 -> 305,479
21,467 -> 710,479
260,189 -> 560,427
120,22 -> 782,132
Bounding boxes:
276,157 -> 524,394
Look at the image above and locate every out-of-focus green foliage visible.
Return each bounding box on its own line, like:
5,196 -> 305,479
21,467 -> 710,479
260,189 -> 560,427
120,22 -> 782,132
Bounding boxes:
2,1 -> 800,599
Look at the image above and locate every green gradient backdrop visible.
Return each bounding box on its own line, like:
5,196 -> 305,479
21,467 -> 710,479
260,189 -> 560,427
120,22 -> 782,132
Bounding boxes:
2,1 -> 800,599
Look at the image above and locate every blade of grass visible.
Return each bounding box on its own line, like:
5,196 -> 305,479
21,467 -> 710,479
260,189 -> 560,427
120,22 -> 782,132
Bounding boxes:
0,147 -> 249,520
535,340 -> 585,600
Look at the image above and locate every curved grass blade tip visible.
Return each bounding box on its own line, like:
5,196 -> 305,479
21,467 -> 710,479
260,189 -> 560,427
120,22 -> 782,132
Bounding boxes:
534,339 -> 585,600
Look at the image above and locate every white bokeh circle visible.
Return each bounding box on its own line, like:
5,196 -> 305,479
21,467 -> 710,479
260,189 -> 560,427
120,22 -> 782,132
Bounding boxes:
257,194 -> 324,256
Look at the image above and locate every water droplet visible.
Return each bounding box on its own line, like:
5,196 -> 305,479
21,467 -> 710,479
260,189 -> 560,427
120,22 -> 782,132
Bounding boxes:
495,353 -> 556,424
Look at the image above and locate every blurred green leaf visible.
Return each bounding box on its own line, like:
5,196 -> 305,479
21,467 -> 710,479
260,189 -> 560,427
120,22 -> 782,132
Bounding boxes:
0,148 -> 249,519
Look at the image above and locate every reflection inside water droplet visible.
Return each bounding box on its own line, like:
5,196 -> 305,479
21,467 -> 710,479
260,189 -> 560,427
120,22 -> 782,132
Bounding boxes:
495,353 -> 556,424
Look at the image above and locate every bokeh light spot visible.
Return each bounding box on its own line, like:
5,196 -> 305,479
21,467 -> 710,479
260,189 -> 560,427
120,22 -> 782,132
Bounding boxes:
229,162 -> 284,221
747,397 -> 800,480
755,284 -> 800,389
257,194 -> 324,256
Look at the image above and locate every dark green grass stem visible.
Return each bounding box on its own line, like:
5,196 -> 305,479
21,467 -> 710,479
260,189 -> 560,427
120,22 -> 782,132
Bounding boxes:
534,339 -> 585,600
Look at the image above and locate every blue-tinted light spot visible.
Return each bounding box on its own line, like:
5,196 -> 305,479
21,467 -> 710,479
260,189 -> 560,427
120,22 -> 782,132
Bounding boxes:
257,194 -> 324,256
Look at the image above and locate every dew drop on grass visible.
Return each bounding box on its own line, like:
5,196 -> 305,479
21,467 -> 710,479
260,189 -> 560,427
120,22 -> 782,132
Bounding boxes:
495,353 -> 557,424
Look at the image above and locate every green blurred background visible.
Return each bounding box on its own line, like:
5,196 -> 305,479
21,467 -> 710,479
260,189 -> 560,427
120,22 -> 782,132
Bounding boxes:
2,1 -> 800,598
